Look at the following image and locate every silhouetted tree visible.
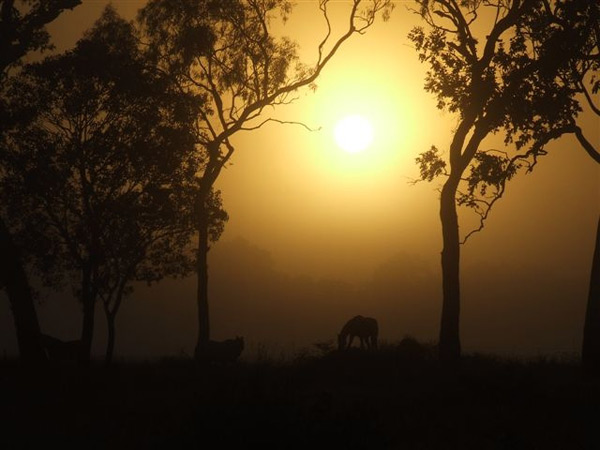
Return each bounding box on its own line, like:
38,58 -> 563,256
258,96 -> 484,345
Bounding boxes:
537,0 -> 600,376
137,0 -> 393,357
409,0 -> 593,363
2,7 -> 219,364
495,0 -> 599,373
0,0 -> 81,364
99,188 -> 226,365
0,0 -> 81,75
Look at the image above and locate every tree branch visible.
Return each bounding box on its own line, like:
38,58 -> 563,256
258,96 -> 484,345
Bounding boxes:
239,117 -> 321,132
578,79 -> 600,117
574,125 -> 600,165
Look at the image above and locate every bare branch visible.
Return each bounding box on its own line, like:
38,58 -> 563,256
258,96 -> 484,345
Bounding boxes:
317,0 -> 333,65
239,117 -> 321,132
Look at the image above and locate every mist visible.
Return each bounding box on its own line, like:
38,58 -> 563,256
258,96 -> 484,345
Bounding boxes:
1,0 -> 597,363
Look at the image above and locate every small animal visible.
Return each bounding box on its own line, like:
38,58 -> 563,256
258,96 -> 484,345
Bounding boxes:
40,334 -> 81,361
337,315 -> 378,350
196,336 -> 244,363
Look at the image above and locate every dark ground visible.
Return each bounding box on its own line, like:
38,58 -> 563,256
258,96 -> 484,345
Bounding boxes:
2,339 -> 599,449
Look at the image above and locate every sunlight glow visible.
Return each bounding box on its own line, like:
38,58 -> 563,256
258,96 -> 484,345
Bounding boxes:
334,115 -> 374,153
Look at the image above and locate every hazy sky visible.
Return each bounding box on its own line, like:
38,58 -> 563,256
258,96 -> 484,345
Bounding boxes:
1,1 -> 598,359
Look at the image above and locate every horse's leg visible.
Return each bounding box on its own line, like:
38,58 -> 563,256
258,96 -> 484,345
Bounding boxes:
348,335 -> 355,349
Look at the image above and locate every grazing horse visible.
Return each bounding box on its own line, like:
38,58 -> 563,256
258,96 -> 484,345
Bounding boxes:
337,315 -> 378,350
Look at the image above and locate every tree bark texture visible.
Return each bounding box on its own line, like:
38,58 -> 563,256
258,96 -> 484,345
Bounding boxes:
438,176 -> 462,363
0,216 -> 46,363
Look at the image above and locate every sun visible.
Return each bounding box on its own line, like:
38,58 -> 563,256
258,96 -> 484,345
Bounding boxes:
334,114 -> 374,153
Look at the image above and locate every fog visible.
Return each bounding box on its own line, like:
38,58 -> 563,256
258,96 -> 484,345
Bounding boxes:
1,0 -> 598,361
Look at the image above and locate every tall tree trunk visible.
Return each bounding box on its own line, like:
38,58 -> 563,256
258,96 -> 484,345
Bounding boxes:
0,217 -> 46,364
79,264 -> 95,366
582,215 -> 600,374
439,176 -> 462,363
105,313 -> 116,366
194,205 -> 210,358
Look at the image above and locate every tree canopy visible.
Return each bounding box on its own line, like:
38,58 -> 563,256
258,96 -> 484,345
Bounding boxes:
1,7 -> 224,362
0,0 -> 82,364
137,0 -> 393,352
409,0 -> 598,361
411,0 -> 598,241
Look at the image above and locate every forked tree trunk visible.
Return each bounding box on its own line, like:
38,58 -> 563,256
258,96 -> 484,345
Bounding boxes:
582,215 -> 600,374
438,176 -> 462,363
0,217 -> 46,364
195,205 -> 210,358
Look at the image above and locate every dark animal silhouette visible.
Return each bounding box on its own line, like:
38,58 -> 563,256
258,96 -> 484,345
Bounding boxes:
338,316 -> 378,350
40,334 -> 81,361
196,337 -> 244,363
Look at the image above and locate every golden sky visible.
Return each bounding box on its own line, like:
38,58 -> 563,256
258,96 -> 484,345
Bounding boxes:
3,0 -> 597,357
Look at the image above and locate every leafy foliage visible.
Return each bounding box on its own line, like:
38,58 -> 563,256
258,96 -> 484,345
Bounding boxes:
466,151 -> 519,197
138,0 -> 393,346
1,7 -> 224,303
410,0 -> 598,242
416,145 -> 447,182
138,0 -> 393,171
139,0 -> 300,143
408,0 -> 598,362
0,0 -> 81,77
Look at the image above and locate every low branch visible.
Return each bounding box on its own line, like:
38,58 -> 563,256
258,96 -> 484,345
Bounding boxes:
460,141 -> 551,244
579,80 -> 600,117
574,126 -> 600,165
239,117 -> 320,132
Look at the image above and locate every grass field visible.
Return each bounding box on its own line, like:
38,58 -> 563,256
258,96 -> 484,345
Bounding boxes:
2,338 -> 599,449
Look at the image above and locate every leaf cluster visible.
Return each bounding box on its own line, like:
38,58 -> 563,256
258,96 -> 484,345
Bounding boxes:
139,0 -> 299,126
0,0 -> 82,77
415,145 -> 447,181
465,151 -> 519,198
138,0 -> 393,152
410,0 -> 597,240
411,0 -> 597,155
1,8 -> 225,300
